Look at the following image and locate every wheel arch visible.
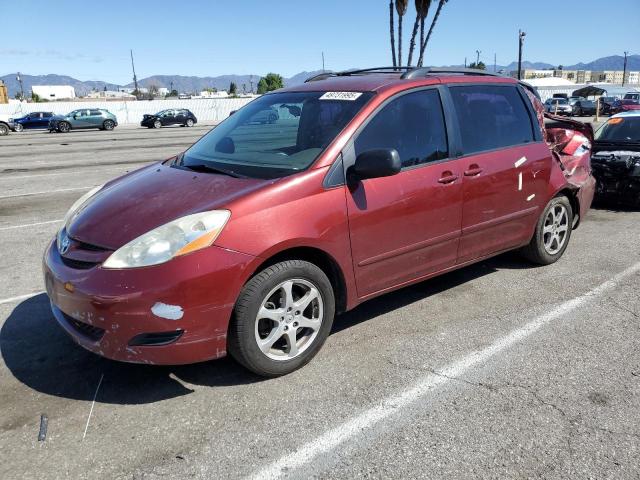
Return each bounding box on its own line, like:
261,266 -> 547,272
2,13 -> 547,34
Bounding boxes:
247,246 -> 348,315
554,187 -> 581,228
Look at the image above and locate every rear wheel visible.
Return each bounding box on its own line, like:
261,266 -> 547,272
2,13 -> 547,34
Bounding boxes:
521,196 -> 573,265
153,120 -> 162,129
102,119 -> 115,131
228,260 -> 335,377
57,122 -> 70,133
0,123 -> 8,136
185,118 -> 194,127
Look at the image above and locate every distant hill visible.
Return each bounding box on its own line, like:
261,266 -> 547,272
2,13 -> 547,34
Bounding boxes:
3,55 -> 638,97
566,54 -> 640,71
0,74 -> 119,97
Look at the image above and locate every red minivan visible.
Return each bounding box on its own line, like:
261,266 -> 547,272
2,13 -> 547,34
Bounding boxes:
43,68 -> 596,376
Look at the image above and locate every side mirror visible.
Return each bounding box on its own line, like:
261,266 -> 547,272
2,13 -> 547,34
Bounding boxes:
349,148 -> 401,183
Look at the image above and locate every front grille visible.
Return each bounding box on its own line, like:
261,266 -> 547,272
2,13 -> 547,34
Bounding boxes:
61,257 -> 99,269
62,312 -> 105,341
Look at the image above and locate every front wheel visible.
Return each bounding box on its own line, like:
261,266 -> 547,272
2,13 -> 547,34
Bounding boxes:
57,122 -> 70,133
520,196 -> 573,265
0,123 -> 8,136
14,123 -> 24,132
153,120 -> 162,129
228,260 -> 335,377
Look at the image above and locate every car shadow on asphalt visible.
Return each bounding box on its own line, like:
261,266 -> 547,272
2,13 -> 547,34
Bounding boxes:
0,251 -> 532,405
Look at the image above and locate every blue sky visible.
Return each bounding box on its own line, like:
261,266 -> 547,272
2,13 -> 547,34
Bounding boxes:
0,0 -> 638,83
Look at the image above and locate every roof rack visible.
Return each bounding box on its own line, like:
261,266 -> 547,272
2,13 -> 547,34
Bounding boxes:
304,66 -> 501,83
304,67 -> 412,83
401,67 -> 500,79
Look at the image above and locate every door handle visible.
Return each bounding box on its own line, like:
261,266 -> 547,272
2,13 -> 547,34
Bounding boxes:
437,172 -> 459,184
464,164 -> 483,176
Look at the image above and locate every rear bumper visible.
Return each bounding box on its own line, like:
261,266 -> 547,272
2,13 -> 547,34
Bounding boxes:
43,239 -> 257,365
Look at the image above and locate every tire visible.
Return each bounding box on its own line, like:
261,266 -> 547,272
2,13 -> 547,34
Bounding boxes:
0,123 -> 8,136
57,122 -> 70,133
185,118 -> 194,127
520,195 -> 573,265
153,120 -> 162,129
14,123 -> 24,133
102,119 -> 115,131
228,260 -> 336,377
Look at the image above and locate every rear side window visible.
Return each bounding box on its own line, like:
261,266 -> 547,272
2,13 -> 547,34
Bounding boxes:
449,85 -> 534,154
355,89 -> 448,168
90,109 -> 102,116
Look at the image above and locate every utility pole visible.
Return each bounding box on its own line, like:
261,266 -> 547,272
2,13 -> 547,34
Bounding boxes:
464,57 -> 467,68
16,72 -> 24,100
130,49 -> 139,98
170,81 -> 173,94
476,50 -> 481,65
517,30 -> 526,80
322,52 -> 325,72
494,53 -> 497,73
249,75 -> 254,94
622,51 -> 629,87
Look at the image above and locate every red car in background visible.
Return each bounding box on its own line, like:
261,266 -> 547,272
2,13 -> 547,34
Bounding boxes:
44,67 -> 595,376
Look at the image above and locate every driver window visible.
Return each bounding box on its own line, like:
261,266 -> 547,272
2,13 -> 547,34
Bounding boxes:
355,89 -> 449,168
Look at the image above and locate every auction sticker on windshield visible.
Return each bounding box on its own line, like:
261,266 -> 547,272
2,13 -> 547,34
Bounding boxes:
319,91 -> 363,101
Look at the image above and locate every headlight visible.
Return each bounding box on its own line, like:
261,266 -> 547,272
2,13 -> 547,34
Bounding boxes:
102,210 -> 231,269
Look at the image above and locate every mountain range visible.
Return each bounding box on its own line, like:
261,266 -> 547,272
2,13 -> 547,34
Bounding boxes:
2,55 -> 639,97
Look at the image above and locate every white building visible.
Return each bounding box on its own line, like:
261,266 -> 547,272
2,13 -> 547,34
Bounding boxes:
31,85 -> 76,100
86,90 -> 136,100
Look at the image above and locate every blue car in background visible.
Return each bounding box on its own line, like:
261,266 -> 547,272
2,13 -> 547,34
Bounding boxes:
11,111 -> 54,131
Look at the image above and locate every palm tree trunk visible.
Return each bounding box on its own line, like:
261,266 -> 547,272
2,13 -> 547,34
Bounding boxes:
407,14 -> 421,67
389,1 -> 397,67
398,16 -> 403,67
418,16 -> 426,66
418,0 -> 447,67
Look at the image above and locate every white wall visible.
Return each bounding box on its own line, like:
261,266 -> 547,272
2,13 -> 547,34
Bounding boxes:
0,98 -> 256,124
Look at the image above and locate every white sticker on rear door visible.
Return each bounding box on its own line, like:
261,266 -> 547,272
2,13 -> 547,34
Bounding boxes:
319,91 -> 363,101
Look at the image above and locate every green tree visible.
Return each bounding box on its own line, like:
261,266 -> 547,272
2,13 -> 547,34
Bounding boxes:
229,82 -> 238,95
468,61 -> 486,70
257,73 -> 284,94
166,89 -> 179,97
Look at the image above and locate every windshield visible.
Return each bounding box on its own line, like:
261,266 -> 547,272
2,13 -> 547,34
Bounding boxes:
182,91 -> 374,179
551,99 -> 568,105
594,117 -> 640,143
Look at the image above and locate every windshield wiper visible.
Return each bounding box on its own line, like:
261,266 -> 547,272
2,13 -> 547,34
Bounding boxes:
176,163 -> 245,178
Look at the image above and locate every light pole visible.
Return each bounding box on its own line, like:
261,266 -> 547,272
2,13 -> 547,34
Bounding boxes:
517,30 -> 526,80
622,51 -> 629,87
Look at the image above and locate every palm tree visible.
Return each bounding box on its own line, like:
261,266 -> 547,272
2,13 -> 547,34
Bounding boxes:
389,1 -> 397,67
408,0 -> 431,66
418,0 -> 448,67
395,0 -> 408,67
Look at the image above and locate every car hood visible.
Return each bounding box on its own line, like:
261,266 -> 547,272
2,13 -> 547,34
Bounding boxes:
49,115 -> 67,121
67,162 -> 273,250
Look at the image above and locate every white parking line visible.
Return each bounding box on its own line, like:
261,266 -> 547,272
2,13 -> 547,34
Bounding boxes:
0,167 -> 129,181
0,186 -> 93,200
250,262 -> 640,480
0,219 -> 62,231
0,292 -> 44,306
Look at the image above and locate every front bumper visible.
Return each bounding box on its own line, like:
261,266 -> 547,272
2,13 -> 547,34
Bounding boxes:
43,239 -> 257,365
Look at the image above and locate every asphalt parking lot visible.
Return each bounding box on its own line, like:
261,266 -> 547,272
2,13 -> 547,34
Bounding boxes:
1,120 -> 639,480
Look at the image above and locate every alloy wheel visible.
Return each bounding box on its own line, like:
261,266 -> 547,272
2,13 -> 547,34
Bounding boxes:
254,278 -> 324,361
543,204 -> 569,255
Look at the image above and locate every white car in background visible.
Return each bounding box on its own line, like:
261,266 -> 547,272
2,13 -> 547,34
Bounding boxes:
0,114 -> 16,136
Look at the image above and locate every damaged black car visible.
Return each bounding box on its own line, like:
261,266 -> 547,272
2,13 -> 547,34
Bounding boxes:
591,112 -> 640,207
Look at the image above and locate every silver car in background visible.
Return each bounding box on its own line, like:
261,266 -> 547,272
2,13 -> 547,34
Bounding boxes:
544,98 -> 573,116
